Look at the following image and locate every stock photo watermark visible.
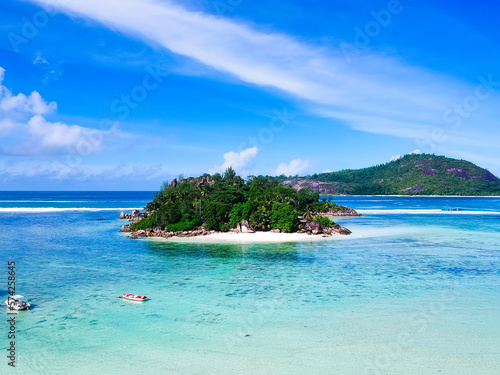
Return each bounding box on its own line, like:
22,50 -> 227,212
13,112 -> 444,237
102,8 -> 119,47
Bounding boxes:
8,0 -> 69,53
6,261 -> 17,368
341,0 -> 413,62
415,74 -> 499,153
51,63 -> 170,174
211,0 -> 244,16
365,279 -> 461,374
237,107 -> 296,153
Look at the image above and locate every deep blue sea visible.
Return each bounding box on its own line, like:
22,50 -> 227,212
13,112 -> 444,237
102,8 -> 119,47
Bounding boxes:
1,192 -> 499,374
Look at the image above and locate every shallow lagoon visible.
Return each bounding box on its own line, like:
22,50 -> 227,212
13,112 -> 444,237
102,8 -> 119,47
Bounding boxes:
1,193 -> 499,374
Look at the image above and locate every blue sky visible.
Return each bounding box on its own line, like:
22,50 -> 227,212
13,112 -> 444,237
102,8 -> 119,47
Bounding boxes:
1,0 -> 499,190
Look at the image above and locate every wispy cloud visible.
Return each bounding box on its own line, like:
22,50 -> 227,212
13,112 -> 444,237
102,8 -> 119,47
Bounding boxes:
0,162 -> 172,188
26,0 -> 491,143
209,146 -> 259,174
32,52 -> 64,83
271,158 -> 311,177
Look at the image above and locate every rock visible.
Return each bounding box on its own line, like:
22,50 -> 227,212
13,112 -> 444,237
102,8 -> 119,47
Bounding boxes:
270,229 -> 281,233
169,179 -> 178,189
121,225 -> 131,232
333,226 -> 352,235
329,206 -> 362,216
120,211 -> 125,219
302,221 -> 313,231
134,230 -> 146,237
196,175 -> 214,188
240,220 -> 255,233
129,210 -> 147,222
312,228 -> 322,235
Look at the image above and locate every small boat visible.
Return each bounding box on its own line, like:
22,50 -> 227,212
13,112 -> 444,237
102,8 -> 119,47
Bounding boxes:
4,295 -> 31,311
122,293 -> 148,302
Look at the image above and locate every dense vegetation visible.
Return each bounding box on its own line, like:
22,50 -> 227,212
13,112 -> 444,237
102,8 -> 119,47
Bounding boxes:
131,168 -> 337,232
273,154 -> 500,196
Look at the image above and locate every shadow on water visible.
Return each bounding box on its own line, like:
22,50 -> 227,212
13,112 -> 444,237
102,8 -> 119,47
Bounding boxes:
145,240 -> 307,262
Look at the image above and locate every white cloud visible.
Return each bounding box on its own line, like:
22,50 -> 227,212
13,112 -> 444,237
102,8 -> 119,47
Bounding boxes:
209,146 -> 259,174
271,158 -> 311,177
0,83 -> 56,116
0,67 -> 111,155
390,149 -> 422,162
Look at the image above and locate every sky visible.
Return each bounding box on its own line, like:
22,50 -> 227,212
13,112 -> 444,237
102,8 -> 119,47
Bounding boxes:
0,0 -> 499,190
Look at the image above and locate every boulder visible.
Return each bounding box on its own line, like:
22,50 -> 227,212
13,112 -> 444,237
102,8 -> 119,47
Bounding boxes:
129,210 -> 147,222
330,206 -> 362,216
135,230 -> 146,237
196,175 -> 213,188
332,226 -> 352,235
240,220 -> 255,234
322,227 -> 332,235
119,211 -> 126,219
338,227 -> 352,235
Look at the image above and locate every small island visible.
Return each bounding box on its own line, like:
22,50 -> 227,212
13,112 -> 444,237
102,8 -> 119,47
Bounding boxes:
121,168 -> 359,240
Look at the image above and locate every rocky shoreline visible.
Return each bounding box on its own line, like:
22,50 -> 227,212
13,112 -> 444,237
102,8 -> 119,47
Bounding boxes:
316,206 -> 362,217
120,216 -> 353,239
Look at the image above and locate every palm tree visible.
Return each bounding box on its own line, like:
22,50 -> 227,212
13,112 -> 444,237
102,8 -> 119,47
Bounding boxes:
303,210 -> 313,220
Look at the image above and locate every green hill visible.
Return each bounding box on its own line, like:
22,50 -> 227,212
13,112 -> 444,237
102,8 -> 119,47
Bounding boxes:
278,154 -> 500,196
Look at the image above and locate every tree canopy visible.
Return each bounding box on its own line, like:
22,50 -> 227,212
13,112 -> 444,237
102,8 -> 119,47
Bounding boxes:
131,168 -> 338,232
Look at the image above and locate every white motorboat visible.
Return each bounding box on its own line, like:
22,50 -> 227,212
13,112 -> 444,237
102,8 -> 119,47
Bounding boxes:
122,293 -> 148,302
4,295 -> 31,311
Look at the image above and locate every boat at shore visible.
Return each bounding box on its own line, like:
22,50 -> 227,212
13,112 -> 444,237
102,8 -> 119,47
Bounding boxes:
121,293 -> 148,302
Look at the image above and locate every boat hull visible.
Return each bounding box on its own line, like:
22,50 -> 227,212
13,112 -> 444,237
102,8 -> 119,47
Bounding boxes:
122,293 -> 147,302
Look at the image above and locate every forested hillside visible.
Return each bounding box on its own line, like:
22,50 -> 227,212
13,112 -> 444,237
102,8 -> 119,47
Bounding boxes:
277,154 -> 500,195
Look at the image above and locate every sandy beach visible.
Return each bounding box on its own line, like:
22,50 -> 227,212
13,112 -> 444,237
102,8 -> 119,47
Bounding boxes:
151,231 -> 341,243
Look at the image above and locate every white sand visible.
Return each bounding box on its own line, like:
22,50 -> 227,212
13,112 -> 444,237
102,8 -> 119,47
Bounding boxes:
156,231 -> 341,243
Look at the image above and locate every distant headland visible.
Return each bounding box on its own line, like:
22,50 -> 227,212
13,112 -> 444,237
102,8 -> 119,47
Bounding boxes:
272,154 -> 500,196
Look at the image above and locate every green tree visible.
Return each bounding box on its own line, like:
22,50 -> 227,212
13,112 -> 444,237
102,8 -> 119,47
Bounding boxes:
223,167 -> 237,180
270,203 -> 299,232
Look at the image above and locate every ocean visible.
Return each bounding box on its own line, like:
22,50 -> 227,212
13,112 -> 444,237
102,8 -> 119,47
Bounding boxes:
1,192 -> 499,374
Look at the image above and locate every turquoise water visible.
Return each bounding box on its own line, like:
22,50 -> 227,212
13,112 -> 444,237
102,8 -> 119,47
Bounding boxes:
0,193 -> 499,374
